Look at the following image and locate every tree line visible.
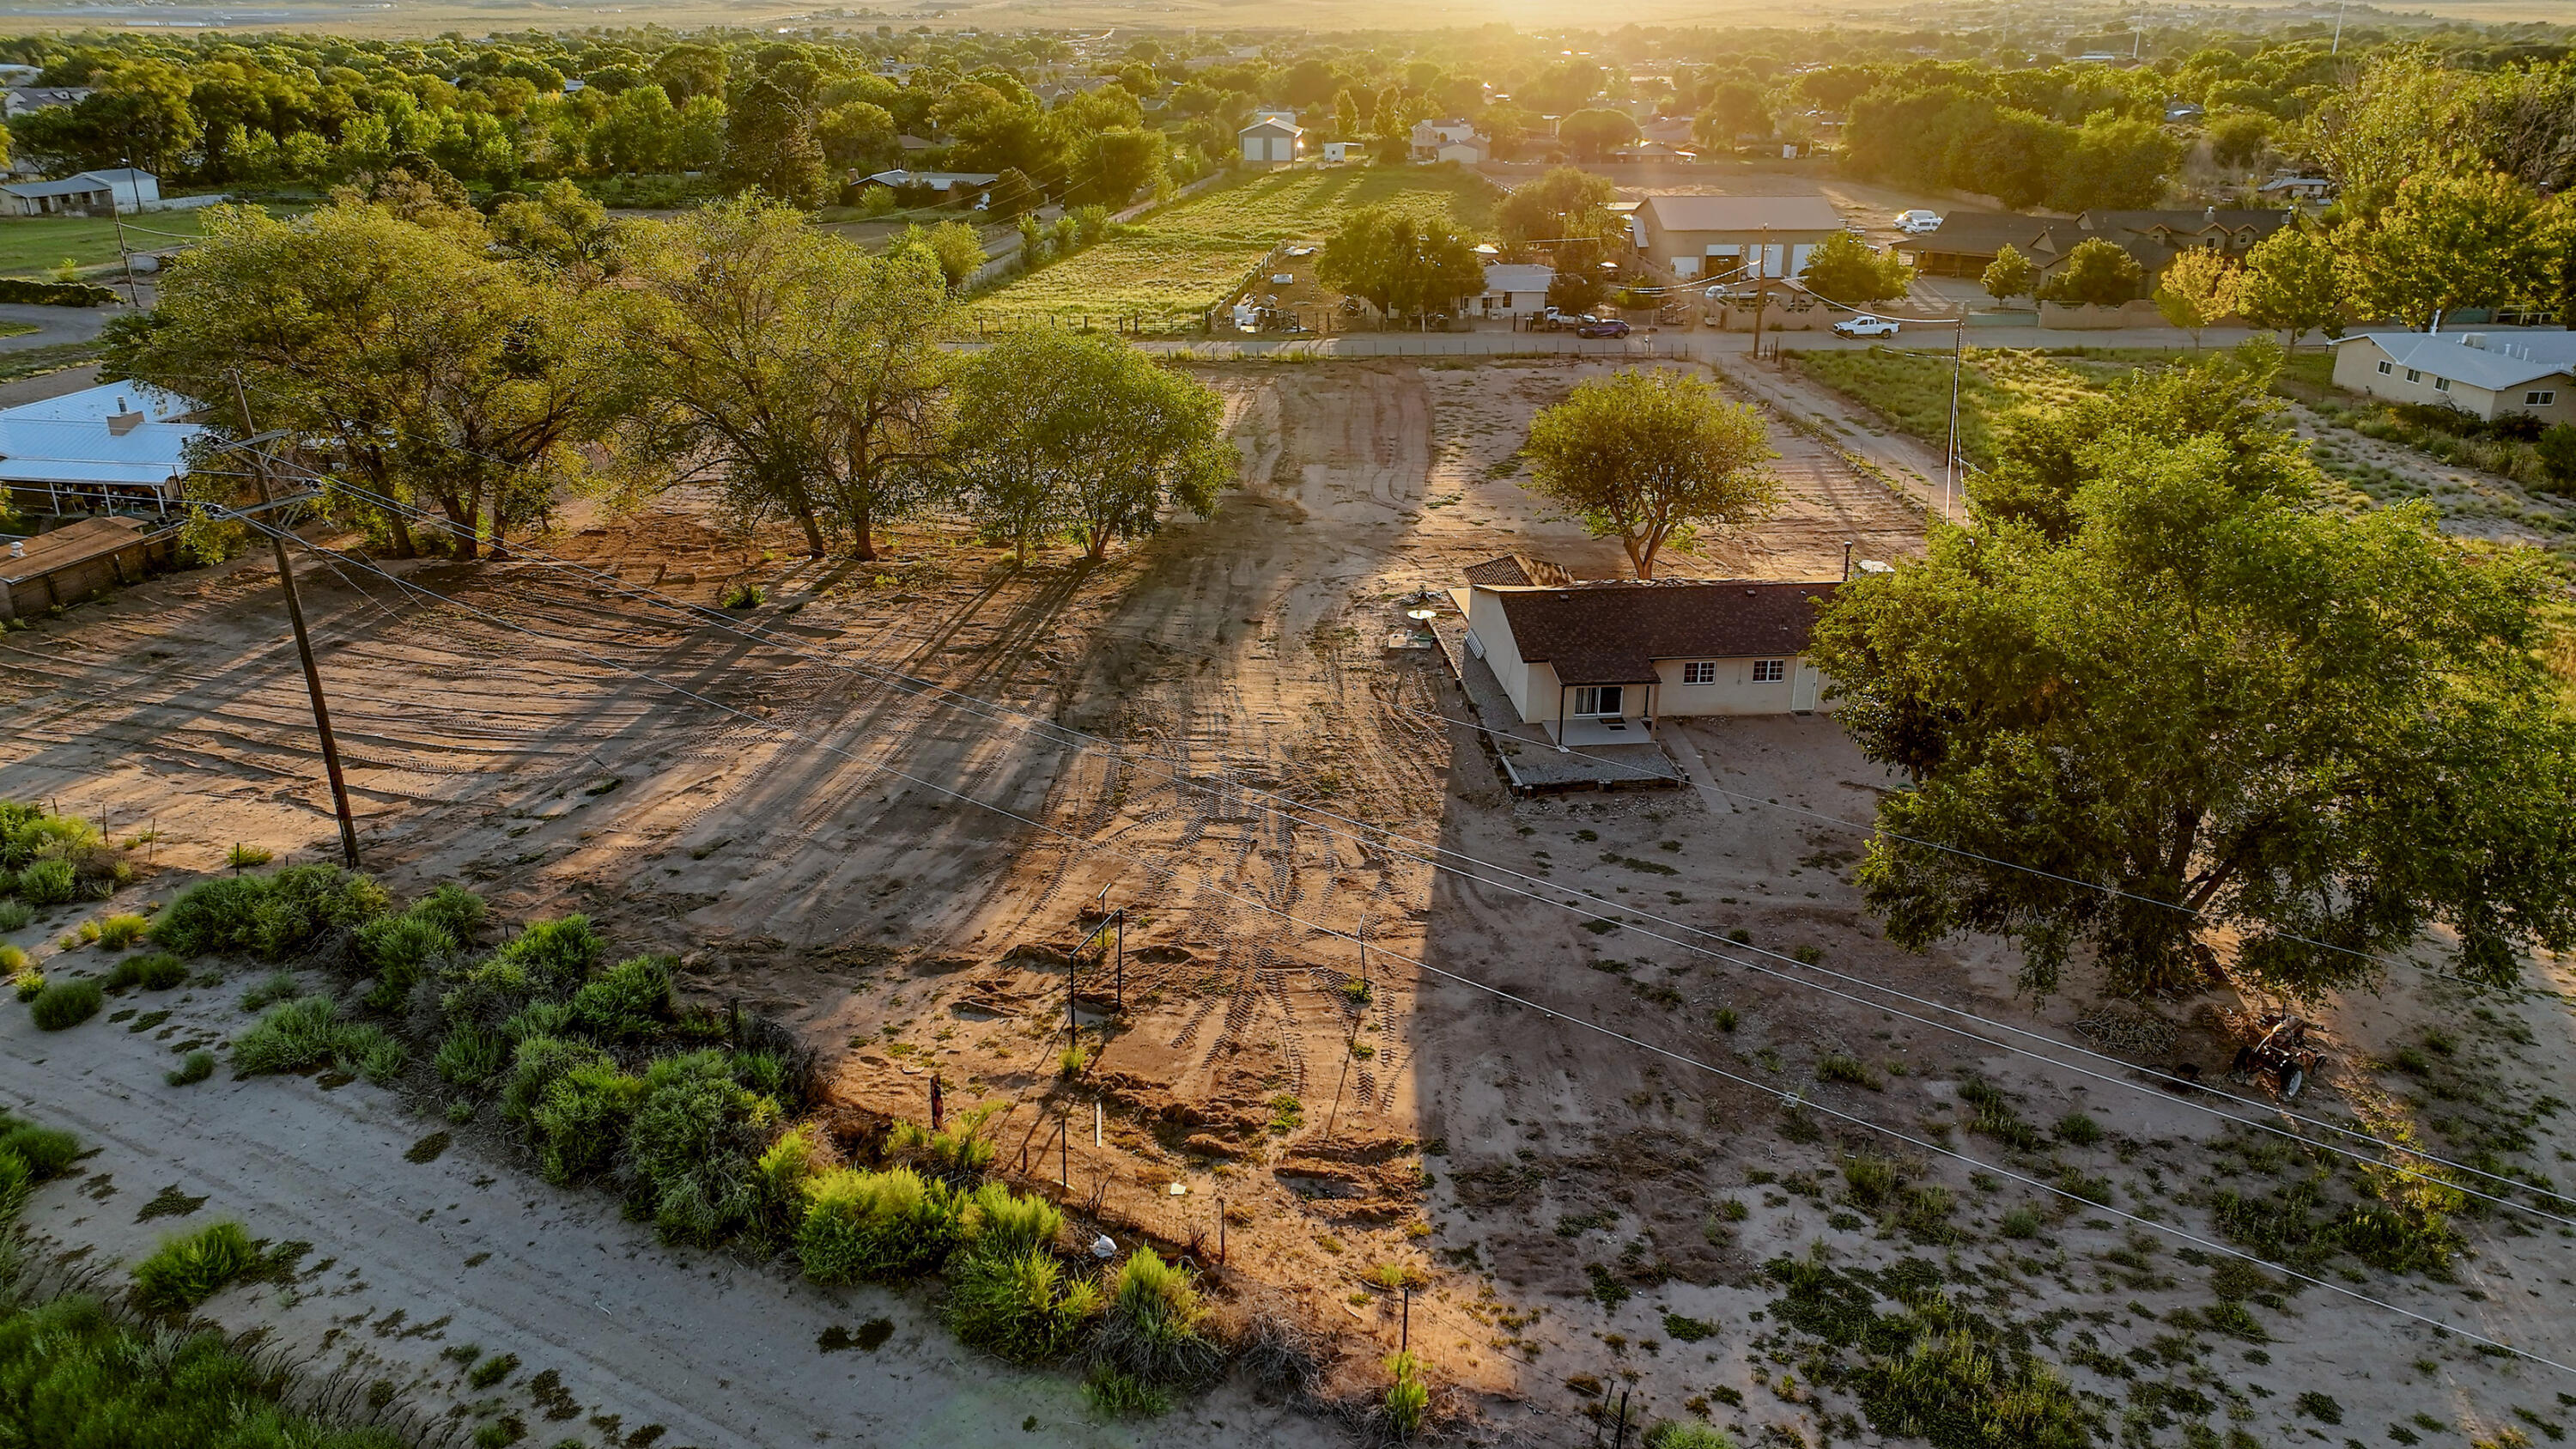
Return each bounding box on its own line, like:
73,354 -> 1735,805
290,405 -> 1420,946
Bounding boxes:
103,184 -> 1232,566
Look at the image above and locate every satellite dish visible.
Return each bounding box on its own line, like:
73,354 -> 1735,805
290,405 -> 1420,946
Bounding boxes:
1406,608 -> 1438,621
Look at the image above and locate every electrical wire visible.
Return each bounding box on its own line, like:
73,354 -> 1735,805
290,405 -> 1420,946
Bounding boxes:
196,508 -> 2576,1379
231,441 -> 2576,1227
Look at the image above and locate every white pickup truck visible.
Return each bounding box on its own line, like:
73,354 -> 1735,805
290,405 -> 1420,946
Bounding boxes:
1833,314 -> 1903,338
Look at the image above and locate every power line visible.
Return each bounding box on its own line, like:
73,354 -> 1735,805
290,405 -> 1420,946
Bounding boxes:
191,508 -> 2576,1379
234,447 -> 2576,1227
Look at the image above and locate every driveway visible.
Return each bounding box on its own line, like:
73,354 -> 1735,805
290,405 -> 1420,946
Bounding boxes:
0,301 -> 118,351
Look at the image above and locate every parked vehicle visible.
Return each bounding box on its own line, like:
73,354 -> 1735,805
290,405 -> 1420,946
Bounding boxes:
1577,318 -> 1631,338
1533,306 -> 1582,332
1833,314 -> 1902,338
2229,1014 -> 2324,1099
1893,209 -> 1943,234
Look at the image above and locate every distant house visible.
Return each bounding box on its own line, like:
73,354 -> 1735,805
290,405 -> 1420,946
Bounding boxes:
2330,332 -> 2576,425
1408,117 -> 1479,159
2259,175 -> 2336,203
1,86 -> 89,118
0,381 -> 206,518
1454,557 -> 1839,741
0,167 -> 159,216
1634,192 -> 1844,281
1477,263 -> 1555,319
1612,139 -> 1698,163
1894,206 -> 2290,286
1434,137 -> 1488,165
860,169 -> 1000,207
1239,113 -> 1304,166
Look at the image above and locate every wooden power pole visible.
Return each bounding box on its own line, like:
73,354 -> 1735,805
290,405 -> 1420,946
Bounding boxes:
228,373 -> 361,869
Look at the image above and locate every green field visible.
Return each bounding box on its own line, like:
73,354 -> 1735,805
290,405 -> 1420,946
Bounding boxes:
1788,344 -> 2152,468
0,211 -> 222,278
970,166 -> 1498,334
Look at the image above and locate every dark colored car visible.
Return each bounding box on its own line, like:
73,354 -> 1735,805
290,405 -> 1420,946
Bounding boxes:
1577,318 -> 1631,338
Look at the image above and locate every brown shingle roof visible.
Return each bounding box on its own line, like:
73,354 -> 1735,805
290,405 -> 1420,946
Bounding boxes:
1492,581 -> 1838,685
1463,553 -> 1577,588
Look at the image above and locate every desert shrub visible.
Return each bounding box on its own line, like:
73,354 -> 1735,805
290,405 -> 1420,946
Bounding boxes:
434,1025 -> 508,1087
0,1126 -> 78,1181
407,883 -> 486,944
945,1240 -> 1102,1365
27,978 -> 101,1031
1382,1349 -> 1430,1439
624,1050 -> 778,1244
1958,1078 -> 2044,1151
129,1220 -> 259,1312
1999,1206 -> 2044,1239
1091,1249 -> 1222,1389
167,1050 -> 216,1086
959,1179 -> 1064,1257
355,912 -> 454,1011
888,1105 -> 999,1184
438,915 -> 602,1026
17,859 -> 77,906
749,1123 -> 829,1246
1842,1154 -> 1903,1209
233,995 -> 345,1074
155,867 -> 389,959
530,1062 -> 645,1184
334,1025 -> 409,1085
105,951 -> 185,990
0,901 -> 29,932
730,1049 -> 786,1098
92,913 -> 148,950
1646,1423 -> 1738,1449
796,1166 -> 961,1283
1851,1326 -> 2090,1449
499,1034 -> 609,1125
568,954 -> 672,1040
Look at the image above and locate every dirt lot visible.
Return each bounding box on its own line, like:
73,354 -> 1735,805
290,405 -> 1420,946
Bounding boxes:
5,356 -> 2574,1446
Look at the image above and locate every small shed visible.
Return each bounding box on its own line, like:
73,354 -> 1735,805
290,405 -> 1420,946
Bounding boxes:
1239,117 -> 1304,166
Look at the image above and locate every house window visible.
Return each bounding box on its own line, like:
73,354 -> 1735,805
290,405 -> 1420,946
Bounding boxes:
2528,390 -> 2556,406
2376,360 -> 2393,375
2433,377 -> 2450,392
1572,685 -> 1624,717
1753,660 -> 1787,683
2405,368 -> 2421,383
1682,661 -> 1717,685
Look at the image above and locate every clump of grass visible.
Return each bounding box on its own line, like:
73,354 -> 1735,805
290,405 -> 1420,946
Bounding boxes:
1091,1248 -> 1221,1390
2053,1111 -> 2104,1147
568,953 -> 674,1041
624,1050 -> 781,1245
1058,1045 -> 1089,1079
0,1124 -> 79,1181
887,1105 -> 999,1184
16,860 -> 79,906
718,581 -> 767,609
1382,1349 -> 1430,1439
27,977 -> 101,1031
1999,1205 -> 2044,1239
1646,1422 -> 1738,1448
105,951 -> 185,990
529,1062 -> 643,1184
467,1351 -> 519,1389
91,913 -> 149,949
1958,1078 -> 2043,1150
1712,1006 -> 1739,1032
7,956 -> 39,1002
129,1220 -> 258,1312
167,1050 -> 216,1087
945,1183 -> 1098,1364
1082,1365 -> 1169,1417
797,1165 -> 960,1284
434,1024 -> 508,1087
155,865 -> 388,960
239,971 -> 301,1011
1816,1054 -> 1882,1090
225,843 -> 272,869
231,995 -> 345,1075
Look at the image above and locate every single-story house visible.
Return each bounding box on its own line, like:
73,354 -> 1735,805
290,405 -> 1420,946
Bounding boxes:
1,86 -> 88,118
1894,206 -> 2289,287
1478,263 -> 1555,318
2330,332 -> 2576,425
1409,117 -> 1480,158
1454,557 -> 1839,742
1612,139 -> 1698,163
0,167 -> 158,216
1434,137 -> 1488,165
1239,114 -> 1304,165
860,169 -> 1000,207
0,381 -> 206,517
1633,192 -> 1844,282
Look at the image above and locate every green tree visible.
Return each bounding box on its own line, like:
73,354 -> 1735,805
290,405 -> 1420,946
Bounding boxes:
1810,352 -> 2576,998
14,58 -> 200,177
1493,165 -> 1621,253
951,331 -> 1230,564
2342,170 -> 2555,331
2537,424 -> 2576,493
894,220 -> 987,295
1519,369 -> 1779,579
2235,225 -> 2344,349
722,57 -> 826,207
489,179 -> 623,285
2038,237 -> 2144,307
2153,247 -> 2243,348
1981,243 -> 2036,303
817,100 -> 897,177
1692,81 -> 1769,154
1800,231 -> 1914,307
1557,107 -> 1641,161
617,197 -> 956,560
1070,126 -> 1165,208
2206,110 -> 2271,173
2049,116 -> 2183,211
1316,206 -> 1485,325
106,201 -> 605,562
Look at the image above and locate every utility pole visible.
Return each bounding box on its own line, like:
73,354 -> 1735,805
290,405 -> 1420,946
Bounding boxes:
229,373 -> 361,870
109,158 -> 139,309
2331,0 -> 2346,53
1943,314 -> 1966,523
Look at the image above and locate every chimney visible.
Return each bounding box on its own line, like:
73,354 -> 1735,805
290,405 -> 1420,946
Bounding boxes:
106,408 -> 142,435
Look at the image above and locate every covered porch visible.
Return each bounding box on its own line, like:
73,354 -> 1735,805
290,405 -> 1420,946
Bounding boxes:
1543,674 -> 1659,749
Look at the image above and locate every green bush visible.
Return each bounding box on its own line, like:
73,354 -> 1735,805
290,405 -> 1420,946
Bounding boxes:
530,1062 -> 644,1184
167,1050 -> 216,1087
626,1050 -> 778,1244
233,995 -> 348,1075
499,1034 -> 608,1125
1646,1422 -> 1738,1449
568,953 -> 672,1040
92,913 -> 148,950
0,278 -> 118,306
1080,1366 -> 1169,1417
438,915 -> 602,1026
0,1125 -> 80,1181
155,867 -> 390,959
130,1220 -> 259,1312
355,912 -> 454,1010
797,1166 -> 960,1283
0,1154 -> 28,1222
501,1000 -> 574,1041
335,1025 -> 409,1085
948,1243 -> 1102,1365
887,1108 -> 998,1184
1851,1325 -> 2089,1449
408,883 -> 487,943
28,978 -> 101,1031
434,1024 -> 508,1087
1091,1248 -> 1222,1388
105,952 -> 185,990
0,900 -> 30,933
1382,1349 -> 1430,1439
2053,1111 -> 2105,1147
18,860 -> 78,906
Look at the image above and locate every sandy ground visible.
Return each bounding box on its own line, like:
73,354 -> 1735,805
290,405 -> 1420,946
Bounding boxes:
6,356 -> 2576,1446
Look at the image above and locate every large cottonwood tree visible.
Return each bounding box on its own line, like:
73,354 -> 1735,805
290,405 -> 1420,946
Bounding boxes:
1810,352 -> 2576,998
1519,368 -> 1777,579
